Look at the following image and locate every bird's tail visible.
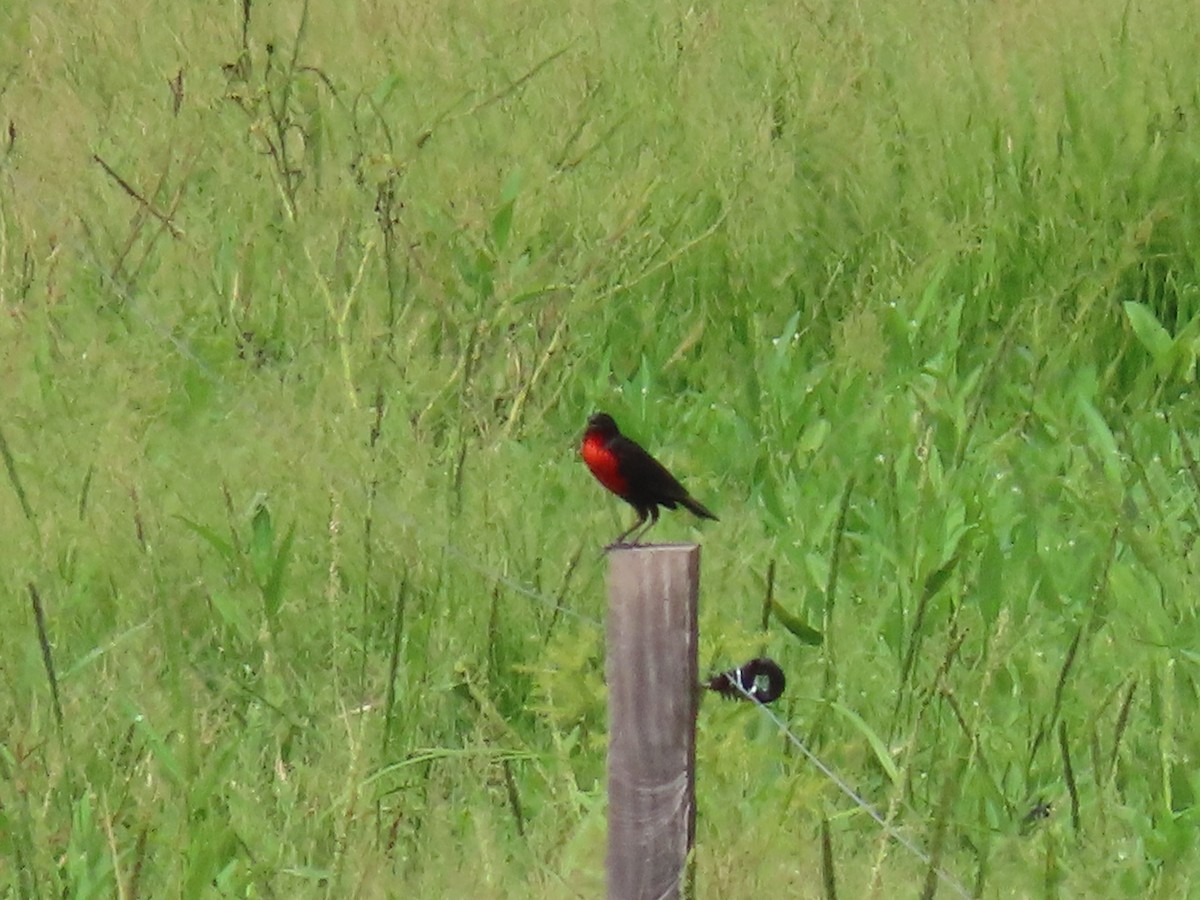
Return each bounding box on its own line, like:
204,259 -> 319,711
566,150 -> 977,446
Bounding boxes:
682,495 -> 718,521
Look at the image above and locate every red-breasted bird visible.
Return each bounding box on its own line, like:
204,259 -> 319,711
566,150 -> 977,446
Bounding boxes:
580,412 -> 718,547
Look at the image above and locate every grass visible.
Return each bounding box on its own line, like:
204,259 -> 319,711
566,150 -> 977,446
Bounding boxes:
3,0 -> 1200,895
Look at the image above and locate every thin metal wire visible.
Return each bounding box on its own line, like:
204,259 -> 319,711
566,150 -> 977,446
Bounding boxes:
735,682 -> 973,900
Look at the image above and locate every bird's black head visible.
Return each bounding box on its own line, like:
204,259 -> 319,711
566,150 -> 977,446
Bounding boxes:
586,412 -> 620,436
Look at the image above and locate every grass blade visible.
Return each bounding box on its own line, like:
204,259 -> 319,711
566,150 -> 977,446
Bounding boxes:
821,816 -> 838,900
0,425 -> 35,526
28,583 -> 64,733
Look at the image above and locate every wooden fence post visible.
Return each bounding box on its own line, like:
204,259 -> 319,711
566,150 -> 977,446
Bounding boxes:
607,543 -> 699,900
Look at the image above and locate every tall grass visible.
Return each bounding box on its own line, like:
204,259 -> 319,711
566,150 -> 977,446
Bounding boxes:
2,0 -> 1200,895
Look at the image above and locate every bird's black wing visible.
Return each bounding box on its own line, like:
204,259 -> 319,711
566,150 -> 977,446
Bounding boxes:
611,435 -> 691,507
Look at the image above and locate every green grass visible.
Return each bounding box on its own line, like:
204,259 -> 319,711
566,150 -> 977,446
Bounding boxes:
3,0 -> 1200,895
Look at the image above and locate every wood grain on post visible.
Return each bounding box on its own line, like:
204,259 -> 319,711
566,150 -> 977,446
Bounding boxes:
607,544 -> 699,900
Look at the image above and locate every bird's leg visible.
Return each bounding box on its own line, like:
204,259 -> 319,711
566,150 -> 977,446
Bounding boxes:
628,506 -> 660,546
609,508 -> 648,549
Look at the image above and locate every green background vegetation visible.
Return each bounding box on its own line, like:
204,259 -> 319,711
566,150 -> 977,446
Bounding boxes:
3,0 -> 1200,895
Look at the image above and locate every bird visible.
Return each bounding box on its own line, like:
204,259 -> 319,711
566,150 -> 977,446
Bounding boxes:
580,412 -> 718,547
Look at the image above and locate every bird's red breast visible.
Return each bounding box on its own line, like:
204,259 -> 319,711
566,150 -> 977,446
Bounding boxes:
581,430 -> 629,496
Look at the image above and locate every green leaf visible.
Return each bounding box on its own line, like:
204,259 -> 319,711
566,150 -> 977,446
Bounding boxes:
250,499 -> 274,580
756,466 -> 789,527
771,310 -> 803,368
176,516 -> 238,565
210,590 -> 255,641
1077,397 -> 1122,490
1123,301 -> 1172,365
491,171 -> 522,251
797,418 -> 831,456
491,200 -> 515,252
923,547 -> 965,602
453,246 -> 495,297
370,72 -> 404,107
262,522 -> 296,624
912,259 -> 950,328
829,701 -> 900,784
123,700 -> 186,789
770,599 -> 823,645
183,824 -> 239,900
499,169 -> 523,205
1165,315 -> 1200,382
